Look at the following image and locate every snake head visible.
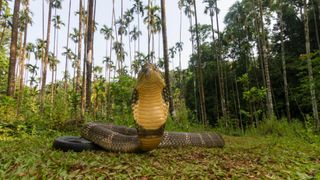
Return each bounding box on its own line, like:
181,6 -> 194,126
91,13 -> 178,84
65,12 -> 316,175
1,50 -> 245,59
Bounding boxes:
136,63 -> 165,89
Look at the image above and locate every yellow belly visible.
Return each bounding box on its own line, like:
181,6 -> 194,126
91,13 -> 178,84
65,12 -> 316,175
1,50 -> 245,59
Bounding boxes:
132,85 -> 168,150
133,87 -> 168,130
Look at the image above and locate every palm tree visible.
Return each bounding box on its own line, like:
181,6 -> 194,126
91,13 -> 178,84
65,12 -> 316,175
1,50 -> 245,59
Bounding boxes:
102,56 -> 111,82
144,4 -> 161,63
193,0 -> 207,125
258,0 -> 274,119
205,0 -> 226,123
161,0 -> 175,116
48,52 -> 59,103
7,0 -> 21,96
129,26 -> 142,75
86,0 -> 95,111
131,0 -> 144,53
25,42 -> 35,84
132,52 -> 147,76
52,0 -> 64,60
36,39 -> 46,79
63,0 -> 72,93
175,41 -> 183,85
26,64 -> 39,87
40,0 -> 56,112
18,0 -> 32,112
124,9 -> 134,72
113,41 -> 126,74
169,46 -> 176,71
179,0 -> 198,121
52,14 -> 65,57
62,46 -> 73,86
100,25 -> 113,82
75,0 -> 83,94
303,0 -> 319,130
276,1 -> 291,122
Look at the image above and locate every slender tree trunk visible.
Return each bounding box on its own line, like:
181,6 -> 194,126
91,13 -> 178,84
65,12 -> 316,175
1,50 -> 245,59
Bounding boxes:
18,0 -> 30,113
76,0 -> 82,94
188,15 -> 199,122
214,0 -> 226,125
304,0 -> 320,130
7,0 -> 21,96
234,72 -> 243,133
278,9 -> 291,122
52,9 -> 56,105
148,0 -> 151,62
161,0 -> 175,116
179,8 -> 182,92
106,0 -> 115,120
128,27 -> 132,74
85,0 -> 94,111
64,0 -> 72,93
16,32 -> 23,89
40,0 -> 53,112
193,0 -> 207,125
312,0 -> 320,49
258,0 -> 274,118
40,0 -> 45,92
81,0 -> 89,119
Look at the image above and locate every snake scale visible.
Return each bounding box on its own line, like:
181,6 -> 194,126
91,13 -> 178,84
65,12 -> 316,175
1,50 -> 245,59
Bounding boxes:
81,63 -> 224,152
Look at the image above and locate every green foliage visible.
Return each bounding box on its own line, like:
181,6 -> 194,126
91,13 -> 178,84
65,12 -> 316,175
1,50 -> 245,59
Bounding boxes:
0,95 -> 22,122
0,48 -> 8,93
108,74 -> 136,125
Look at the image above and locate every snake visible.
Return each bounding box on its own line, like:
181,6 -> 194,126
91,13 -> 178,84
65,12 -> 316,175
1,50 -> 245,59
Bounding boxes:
81,63 -> 224,152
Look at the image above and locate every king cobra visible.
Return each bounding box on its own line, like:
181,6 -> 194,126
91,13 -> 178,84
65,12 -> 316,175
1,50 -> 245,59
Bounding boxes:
81,63 -> 224,152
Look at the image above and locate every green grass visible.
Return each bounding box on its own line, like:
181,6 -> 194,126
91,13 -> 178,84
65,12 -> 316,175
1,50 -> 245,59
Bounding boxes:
0,130 -> 319,179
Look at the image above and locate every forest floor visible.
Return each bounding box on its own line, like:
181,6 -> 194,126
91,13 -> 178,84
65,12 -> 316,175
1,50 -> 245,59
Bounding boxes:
0,130 -> 319,179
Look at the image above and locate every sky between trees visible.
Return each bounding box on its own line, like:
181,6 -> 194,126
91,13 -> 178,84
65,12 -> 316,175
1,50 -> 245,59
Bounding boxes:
10,0 -> 236,81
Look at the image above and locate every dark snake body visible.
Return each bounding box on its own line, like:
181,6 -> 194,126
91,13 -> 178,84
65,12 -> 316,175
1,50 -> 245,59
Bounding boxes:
81,123 -> 224,153
81,63 -> 224,152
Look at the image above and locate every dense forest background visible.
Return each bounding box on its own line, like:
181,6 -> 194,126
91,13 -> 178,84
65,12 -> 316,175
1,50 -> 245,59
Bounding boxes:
1,0 -> 320,178
1,0 -> 320,136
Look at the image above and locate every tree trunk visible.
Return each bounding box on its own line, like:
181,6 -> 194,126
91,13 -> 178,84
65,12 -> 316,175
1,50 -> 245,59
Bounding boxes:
161,0 -> 175,117
193,0 -> 207,125
188,15 -> 199,122
40,0 -> 53,112
85,0 -> 94,111
106,0 -> 115,120
278,9 -> 291,122
64,0 -> 72,93
258,0 -> 274,119
179,8 -> 182,94
148,0 -> 151,62
18,0 -> 30,113
76,0 -> 82,94
312,0 -> 320,49
234,72 -> 243,133
16,32 -> 23,90
214,1 -> 227,124
304,0 -> 320,130
7,0 -> 21,96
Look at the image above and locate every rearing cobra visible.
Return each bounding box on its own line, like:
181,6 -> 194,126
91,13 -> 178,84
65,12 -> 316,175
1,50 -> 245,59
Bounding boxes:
81,63 -> 224,152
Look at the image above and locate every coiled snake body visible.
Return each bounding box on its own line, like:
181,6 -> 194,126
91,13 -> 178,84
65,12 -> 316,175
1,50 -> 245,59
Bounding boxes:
81,63 -> 224,152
